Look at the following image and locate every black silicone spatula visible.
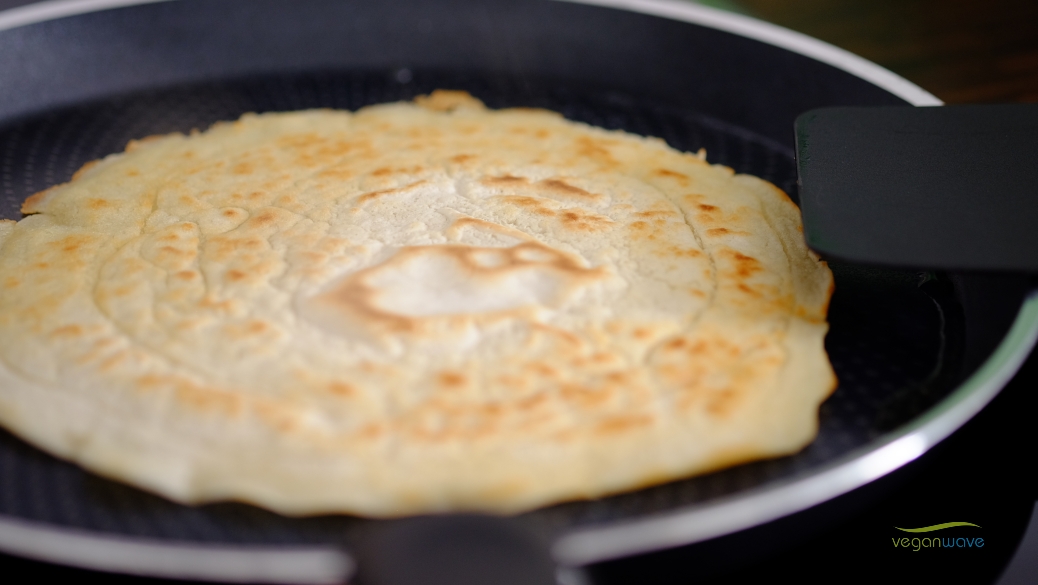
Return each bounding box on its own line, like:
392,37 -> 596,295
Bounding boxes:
795,104 -> 1038,270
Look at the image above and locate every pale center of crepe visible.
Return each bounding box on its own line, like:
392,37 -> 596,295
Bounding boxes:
300,241 -> 608,349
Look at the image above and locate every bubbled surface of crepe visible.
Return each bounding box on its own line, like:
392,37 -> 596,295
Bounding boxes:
0,91 -> 835,516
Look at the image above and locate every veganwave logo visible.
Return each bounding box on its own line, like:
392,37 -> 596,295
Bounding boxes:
892,522 -> 984,551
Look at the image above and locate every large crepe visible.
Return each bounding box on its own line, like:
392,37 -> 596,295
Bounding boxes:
0,91 -> 835,516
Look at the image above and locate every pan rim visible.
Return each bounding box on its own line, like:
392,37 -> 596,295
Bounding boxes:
0,515 -> 352,584
0,0 -> 173,31
559,0 -> 942,107
0,0 -> 1032,580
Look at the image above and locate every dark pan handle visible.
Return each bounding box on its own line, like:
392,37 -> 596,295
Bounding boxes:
355,514 -> 558,585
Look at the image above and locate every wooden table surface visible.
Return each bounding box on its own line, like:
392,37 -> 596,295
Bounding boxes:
735,0 -> 1038,104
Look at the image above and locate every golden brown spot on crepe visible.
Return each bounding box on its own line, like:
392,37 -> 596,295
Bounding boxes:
317,166 -> 355,180
706,388 -> 741,417
493,373 -> 522,389
499,195 -> 556,217
245,321 -> 269,335
698,204 -> 718,212
157,246 -> 192,258
354,423 -> 385,440
414,90 -> 486,112
532,323 -> 585,349
655,169 -> 688,181
232,162 -> 254,175
688,340 -> 710,355
295,250 -> 327,265
49,325 -> 84,339
21,185 -> 60,214
575,137 -> 615,163
707,228 -> 731,236
529,364 -> 558,378
667,246 -> 703,258
540,179 -> 594,200
257,405 -> 300,433
248,210 -> 278,227
485,174 -> 527,185
635,210 -> 672,219
61,241 -> 84,254
222,320 -> 272,341
175,271 -> 197,281
207,237 -> 237,262
406,127 -> 441,140
238,238 -> 264,250
594,414 -> 653,435
278,132 -> 321,150
517,393 -> 551,411
738,283 -> 759,296
97,350 -> 133,372
103,285 -> 134,298
725,251 -> 762,278
74,337 -> 119,363
561,384 -> 612,408
177,195 -> 205,209
438,372 -> 467,388
485,176 -> 604,204
223,209 -> 241,218
45,236 -> 95,262
445,217 -> 534,243
357,188 -> 394,205
312,140 -> 355,158
357,181 -> 427,205
450,154 -> 476,163
158,377 -> 245,416
559,209 -> 613,232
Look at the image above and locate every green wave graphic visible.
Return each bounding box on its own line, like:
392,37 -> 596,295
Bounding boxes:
895,522 -> 981,533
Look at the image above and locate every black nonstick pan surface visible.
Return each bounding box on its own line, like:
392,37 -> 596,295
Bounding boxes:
1,1 -> 1036,583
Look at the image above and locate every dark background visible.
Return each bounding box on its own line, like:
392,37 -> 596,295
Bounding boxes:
1,0 -> 1036,583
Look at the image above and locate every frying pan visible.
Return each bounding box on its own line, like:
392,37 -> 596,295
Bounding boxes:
1,0 -> 1036,582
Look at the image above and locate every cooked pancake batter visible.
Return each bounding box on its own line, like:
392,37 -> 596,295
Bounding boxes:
0,91 -> 834,516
